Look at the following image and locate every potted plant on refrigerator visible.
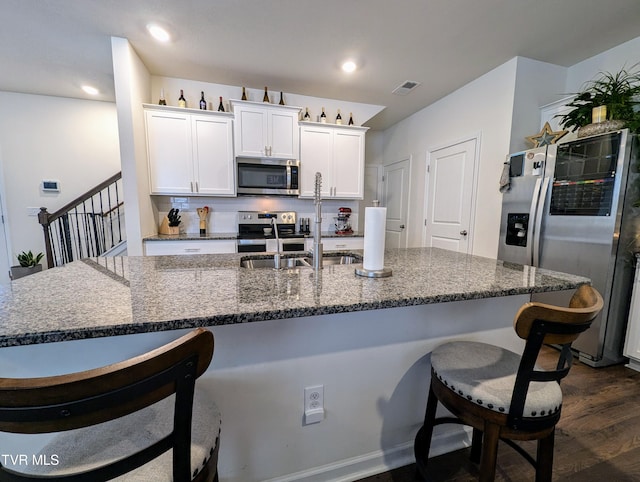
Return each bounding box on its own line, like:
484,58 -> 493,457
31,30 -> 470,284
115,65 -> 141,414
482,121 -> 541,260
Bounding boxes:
557,64 -> 640,137
10,250 -> 44,280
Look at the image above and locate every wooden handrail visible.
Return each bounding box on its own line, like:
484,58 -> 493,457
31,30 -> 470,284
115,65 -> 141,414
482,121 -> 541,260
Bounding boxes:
38,172 -> 123,269
40,172 -> 122,224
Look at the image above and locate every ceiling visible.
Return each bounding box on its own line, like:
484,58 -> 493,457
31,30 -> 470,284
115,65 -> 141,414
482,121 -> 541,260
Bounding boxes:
2,0 -> 640,130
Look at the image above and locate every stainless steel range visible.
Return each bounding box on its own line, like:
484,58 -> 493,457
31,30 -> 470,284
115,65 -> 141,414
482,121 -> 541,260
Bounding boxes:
237,211 -> 305,253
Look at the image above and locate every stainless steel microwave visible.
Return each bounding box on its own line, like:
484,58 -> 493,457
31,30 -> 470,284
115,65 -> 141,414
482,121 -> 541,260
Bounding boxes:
236,158 -> 300,196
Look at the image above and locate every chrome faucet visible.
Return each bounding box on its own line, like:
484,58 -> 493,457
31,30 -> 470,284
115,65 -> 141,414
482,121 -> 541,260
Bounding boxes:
313,172 -> 323,270
272,217 -> 281,270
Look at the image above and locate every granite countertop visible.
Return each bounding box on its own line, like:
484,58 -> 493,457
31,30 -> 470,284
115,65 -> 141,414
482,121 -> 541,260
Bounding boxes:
0,248 -> 588,347
144,233 -> 238,241
144,232 -> 363,241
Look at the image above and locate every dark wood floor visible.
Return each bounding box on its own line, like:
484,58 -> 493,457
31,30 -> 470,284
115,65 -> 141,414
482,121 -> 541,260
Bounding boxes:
357,346 -> 640,481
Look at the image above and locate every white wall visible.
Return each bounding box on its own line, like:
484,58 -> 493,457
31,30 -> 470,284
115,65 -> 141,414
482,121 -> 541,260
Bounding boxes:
0,92 -> 120,266
111,37 -> 155,256
510,57 -> 567,153
566,36 -> 640,94
380,59 -> 518,257
150,77 -> 385,128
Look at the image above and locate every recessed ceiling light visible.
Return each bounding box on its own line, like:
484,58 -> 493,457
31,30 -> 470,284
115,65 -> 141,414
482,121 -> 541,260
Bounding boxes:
147,23 -> 171,43
81,85 -> 99,95
342,61 -> 357,73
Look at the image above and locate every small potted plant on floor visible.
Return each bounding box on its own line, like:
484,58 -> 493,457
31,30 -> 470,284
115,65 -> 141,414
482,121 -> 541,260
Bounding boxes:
10,250 -> 44,280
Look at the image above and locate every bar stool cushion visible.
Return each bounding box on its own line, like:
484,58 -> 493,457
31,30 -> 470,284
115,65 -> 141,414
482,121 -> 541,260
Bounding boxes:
431,341 -> 562,417
21,386 -> 221,481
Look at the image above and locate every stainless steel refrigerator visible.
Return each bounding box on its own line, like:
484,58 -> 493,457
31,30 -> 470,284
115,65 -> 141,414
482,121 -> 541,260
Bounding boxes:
499,129 -> 639,366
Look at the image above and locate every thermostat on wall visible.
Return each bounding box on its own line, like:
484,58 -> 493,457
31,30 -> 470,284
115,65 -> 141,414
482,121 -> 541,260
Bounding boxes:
41,180 -> 60,192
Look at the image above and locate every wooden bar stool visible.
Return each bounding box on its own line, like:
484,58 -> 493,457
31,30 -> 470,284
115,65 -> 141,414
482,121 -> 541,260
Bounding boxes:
0,328 -> 221,481
414,285 -> 603,481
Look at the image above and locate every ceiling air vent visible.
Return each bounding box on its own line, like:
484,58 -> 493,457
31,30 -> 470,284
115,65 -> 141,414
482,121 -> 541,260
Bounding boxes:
392,80 -> 421,95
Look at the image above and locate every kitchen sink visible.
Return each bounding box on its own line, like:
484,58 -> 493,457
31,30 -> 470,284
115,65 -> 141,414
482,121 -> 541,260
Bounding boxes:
240,255 -> 359,269
240,257 -> 310,269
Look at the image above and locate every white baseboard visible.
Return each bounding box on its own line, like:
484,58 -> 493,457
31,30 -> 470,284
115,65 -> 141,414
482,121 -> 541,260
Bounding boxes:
263,428 -> 471,482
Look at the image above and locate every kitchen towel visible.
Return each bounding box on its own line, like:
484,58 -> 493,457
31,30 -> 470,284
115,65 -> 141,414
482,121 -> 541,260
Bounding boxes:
363,207 -> 387,271
499,161 -> 511,193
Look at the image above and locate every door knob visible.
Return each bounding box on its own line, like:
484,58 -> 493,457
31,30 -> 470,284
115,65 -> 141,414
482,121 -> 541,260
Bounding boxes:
400,224 -> 405,229
460,230 -> 468,236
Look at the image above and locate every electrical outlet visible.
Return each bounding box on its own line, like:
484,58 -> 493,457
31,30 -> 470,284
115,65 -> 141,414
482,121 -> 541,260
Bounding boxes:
304,385 -> 325,424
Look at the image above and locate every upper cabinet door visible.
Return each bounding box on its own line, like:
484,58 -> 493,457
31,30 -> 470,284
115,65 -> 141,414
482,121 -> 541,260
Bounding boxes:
269,109 -> 299,159
145,110 -> 193,195
333,129 -> 365,199
234,106 -> 268,157
144,105 -> 235,197
192,115 -> 235,196
299,123 -> 367,199
299,125 -> 333,198
231,100 -> 301,159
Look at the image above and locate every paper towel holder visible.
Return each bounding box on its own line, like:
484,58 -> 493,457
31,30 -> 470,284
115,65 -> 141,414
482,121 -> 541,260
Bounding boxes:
355,266 -> 392,278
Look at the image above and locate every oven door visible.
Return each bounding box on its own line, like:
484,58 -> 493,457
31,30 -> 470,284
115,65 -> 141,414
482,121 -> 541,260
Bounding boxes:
236,158 -> 299,196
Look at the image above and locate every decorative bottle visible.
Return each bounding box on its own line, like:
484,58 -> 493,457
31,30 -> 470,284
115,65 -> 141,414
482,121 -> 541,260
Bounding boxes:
348,112 -> 354,125
241,87 -> 247,101
279,91 -> 285,105
199,91 -> 207,110
336,109 -> 342,125
263,87 -> 270,103
158,88 -> 166,105
217,96 -> 225,112
303,107 -> 311,121
178,89 -> 186,108
320,107 -> 327,123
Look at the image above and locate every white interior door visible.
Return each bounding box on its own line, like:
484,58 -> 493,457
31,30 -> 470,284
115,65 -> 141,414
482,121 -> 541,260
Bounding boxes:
361,165 -> 383,232
424,138 -> 478,253
383,159 -> 410,249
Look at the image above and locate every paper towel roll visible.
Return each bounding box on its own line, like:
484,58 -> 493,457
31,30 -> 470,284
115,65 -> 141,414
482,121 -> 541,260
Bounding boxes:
363,207 -> 386,271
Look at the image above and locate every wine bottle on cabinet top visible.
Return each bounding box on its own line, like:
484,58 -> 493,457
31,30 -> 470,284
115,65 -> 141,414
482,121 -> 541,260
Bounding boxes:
348,112 -> 354,125
199,91 -> 206,110
263,87 -> 270,103
241,87 -> 247,101
303,107 -> 311,121
178,89 -> 186,108
218,96 -> 225,112
159,88 -> 166,105
279,91 -> 285,105
320,107 -> 327,123
336,109 -> 342,125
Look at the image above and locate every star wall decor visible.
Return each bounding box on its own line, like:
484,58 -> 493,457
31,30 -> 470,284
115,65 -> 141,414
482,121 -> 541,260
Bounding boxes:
525,122 -> 568,148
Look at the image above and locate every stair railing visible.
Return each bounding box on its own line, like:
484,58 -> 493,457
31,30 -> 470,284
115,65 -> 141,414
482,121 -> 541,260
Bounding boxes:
38,172 -> 125,268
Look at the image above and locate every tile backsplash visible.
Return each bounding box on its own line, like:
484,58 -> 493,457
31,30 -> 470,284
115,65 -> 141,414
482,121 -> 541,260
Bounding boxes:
153,196 -> 360,234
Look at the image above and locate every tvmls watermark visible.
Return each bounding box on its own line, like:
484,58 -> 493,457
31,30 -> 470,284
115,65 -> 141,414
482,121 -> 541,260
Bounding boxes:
1,454 -> 59,466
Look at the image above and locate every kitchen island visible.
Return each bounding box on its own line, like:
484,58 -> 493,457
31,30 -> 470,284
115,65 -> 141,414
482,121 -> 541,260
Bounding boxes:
0,248 -> 588,481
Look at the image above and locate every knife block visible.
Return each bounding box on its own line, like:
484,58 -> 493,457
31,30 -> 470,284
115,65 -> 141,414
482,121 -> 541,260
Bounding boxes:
158,216 -> 179,235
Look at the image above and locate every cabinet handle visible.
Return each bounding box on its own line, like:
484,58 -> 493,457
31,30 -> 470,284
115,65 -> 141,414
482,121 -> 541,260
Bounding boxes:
195,181 -> 199,193
335,243 -> 347,248
190,181 -> 194,192
184,248 -> 201,253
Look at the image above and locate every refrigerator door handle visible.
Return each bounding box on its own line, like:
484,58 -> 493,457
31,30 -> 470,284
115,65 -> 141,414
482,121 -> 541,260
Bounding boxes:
532,176 -> 550,267
525,177 -> 542,265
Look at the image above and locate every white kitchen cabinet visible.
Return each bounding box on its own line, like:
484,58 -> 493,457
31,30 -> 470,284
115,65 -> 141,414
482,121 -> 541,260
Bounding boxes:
299,122 -> 368,199
144,239 -> 237,256
144,105 -> 235,196
623,256 -> 640,371
306,237 -> 364,251
231,100 -> 300,159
